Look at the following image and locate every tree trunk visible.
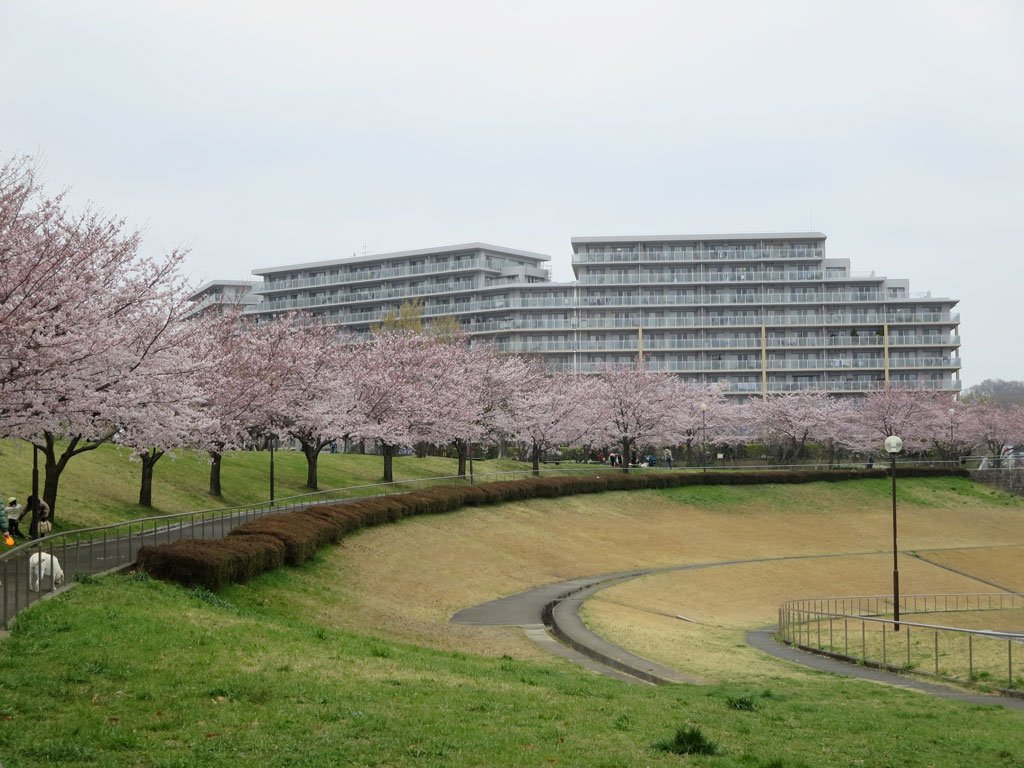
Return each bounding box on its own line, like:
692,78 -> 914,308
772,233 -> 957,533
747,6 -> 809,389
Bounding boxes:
209,450 -> 223,496
138,449 -> 165,507
42,450 -> 62,517
621,438 -> 632,473
37,430 -> 113,520
302,441 -> 321,490
455,440 -> 467,478
358,439 -> 366,455
531,441 -> 541,476
382,443 -> 395,483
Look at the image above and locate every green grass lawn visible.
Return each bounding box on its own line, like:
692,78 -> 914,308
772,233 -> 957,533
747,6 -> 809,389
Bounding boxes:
3,469 -> 1023,766
2,569 -> 1022,768
0,439 -> 532,530
658,475 -> 1023,512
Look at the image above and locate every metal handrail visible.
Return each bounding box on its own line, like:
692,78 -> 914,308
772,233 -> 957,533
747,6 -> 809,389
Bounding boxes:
778,592 -> 1024,689
0,465 -> 622,628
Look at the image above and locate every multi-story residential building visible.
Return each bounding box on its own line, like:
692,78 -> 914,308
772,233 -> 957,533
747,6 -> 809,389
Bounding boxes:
185,280 -> 261,319
242,233 -> 961,397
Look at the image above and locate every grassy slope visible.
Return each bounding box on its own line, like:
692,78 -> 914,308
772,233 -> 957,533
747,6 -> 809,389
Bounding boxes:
0,438 -> 530,529
3,574 -> 1023,768
658,475 -> 1024,511
2,478 -> 1023,766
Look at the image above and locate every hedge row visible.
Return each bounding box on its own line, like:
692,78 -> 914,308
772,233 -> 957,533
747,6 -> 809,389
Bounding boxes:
137,467 -> 968,590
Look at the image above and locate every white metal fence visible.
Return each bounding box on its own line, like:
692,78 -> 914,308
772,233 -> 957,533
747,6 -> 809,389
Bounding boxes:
779,593 -> 1024,690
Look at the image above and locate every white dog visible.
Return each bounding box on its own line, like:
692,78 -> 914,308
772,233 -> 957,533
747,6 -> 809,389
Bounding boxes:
28,552 -> 65,592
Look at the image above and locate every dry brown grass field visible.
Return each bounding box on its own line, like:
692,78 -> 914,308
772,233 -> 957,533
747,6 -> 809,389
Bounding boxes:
238,480 -> 1024,684
912,545 -> 1024,592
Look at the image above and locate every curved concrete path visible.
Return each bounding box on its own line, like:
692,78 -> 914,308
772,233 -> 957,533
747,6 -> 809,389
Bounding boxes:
452,570 -> 694,685
454,555 -> 1024,709
452,552 -> 870,685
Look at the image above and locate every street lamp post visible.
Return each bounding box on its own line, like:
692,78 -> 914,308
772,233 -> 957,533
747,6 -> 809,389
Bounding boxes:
699,403 -> 708,473
884,435 -> 903,631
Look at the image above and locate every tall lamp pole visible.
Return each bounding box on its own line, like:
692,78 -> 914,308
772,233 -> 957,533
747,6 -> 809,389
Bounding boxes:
884,435 -> 903,631
699,403 -> 708,473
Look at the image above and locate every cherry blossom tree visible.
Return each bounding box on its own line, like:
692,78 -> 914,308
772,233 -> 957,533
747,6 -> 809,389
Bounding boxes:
0,157 -> 196,517
112,316 -> 216,506
584,364 -> 682,472
348,331 -> 465,482
965,401 -> 1024,465
190,309 -> 268,497
499,367 -> 588,474
817,395 -> 857,466
448,344 -> 542,477
280,324 -> 358,490
669,382 -> 729,466
926,397 -> 974,460
844,388 -> 949,454
750,391 -> 833,464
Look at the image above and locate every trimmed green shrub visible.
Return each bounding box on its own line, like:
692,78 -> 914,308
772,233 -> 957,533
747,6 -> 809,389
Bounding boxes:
229,513 -> 336,565
137,535 -> 286,591
137,466 -> 970,590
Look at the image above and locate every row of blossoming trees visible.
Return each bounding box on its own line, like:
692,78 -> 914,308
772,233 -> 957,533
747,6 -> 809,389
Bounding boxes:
4,156 -> 1024,521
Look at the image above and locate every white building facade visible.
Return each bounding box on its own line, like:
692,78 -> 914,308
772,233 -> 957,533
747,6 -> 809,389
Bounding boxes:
242,233 -> 961,397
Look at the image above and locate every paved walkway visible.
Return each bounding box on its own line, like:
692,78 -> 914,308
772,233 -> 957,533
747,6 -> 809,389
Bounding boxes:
455,559 -> 1024,709
452,569 -> 695,685
747,627 -> 1024,710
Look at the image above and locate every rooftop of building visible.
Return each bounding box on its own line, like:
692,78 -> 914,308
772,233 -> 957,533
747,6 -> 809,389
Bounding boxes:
570,232 -> 827,245
187,279 -> 259,302
252,242 -> 550,276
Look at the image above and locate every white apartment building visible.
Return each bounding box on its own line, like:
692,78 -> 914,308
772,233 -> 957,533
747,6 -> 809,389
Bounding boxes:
235,233 -> 961,397
185,280 -> 261,319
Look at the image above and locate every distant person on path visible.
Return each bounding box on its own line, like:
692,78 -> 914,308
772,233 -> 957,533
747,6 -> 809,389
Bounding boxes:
27,495 -> 51,539
6,497 -> 26,538
663,448 -> 673,469
866,456 -> 875,469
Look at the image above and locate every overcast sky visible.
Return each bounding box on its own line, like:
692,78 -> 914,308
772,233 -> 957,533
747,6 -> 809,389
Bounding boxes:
2,1 -> 1021,387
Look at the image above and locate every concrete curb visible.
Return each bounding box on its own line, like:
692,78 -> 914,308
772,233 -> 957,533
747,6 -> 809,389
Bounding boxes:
453,569 -> 700,685
542,574 -> 702,685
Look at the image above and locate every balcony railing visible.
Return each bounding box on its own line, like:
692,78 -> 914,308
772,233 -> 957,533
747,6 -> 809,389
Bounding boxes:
258,257 -> 510,293
889,335 -> 961,346
572,247 -> 825,264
